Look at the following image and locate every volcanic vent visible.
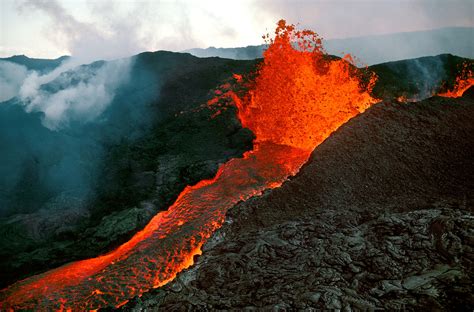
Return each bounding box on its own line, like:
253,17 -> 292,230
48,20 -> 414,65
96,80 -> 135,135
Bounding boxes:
438,64 -> 474,98
0,20 -> 377,310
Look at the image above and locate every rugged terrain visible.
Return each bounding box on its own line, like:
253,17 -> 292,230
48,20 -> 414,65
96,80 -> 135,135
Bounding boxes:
0,52 -> 256,287
0,52 -> 472,302
120,89 -> 474,311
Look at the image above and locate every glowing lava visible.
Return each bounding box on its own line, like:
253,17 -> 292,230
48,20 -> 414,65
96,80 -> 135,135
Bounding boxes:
0,20 -> 377,311
438,63 -> 474,98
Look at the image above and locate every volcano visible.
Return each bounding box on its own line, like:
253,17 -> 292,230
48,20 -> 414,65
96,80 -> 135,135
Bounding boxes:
1,20 -> 473,311
123,86 -> 474,311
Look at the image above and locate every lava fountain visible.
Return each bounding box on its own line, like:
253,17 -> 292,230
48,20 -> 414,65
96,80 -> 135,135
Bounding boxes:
0,20 -> 377,311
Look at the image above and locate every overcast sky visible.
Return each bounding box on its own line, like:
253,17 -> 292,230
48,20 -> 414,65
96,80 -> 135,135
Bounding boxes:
1,0 -> 473,59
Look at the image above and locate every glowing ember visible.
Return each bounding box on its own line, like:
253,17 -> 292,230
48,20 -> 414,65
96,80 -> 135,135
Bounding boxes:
0,20 -> 376,310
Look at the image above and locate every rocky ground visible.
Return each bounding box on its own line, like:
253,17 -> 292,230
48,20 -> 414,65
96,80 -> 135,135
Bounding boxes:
119,89 -> 474,311
1,52 -> 472,308
0,52 -> 256,288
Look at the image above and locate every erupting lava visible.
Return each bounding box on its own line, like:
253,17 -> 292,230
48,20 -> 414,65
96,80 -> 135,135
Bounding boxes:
0,20 -> 377,311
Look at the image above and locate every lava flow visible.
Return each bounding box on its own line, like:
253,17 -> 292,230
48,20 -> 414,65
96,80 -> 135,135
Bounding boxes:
0,20 -> 377,311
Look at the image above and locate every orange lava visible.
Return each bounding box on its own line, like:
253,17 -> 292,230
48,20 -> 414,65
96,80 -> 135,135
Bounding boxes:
233,20 -> 377,151
0,20 -> 377,311
438,65 -> 474,98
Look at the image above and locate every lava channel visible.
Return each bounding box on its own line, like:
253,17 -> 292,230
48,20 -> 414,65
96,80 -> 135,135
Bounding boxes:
0,20 -> 377,311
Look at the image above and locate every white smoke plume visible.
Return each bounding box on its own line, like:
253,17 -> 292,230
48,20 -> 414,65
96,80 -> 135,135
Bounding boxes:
1,0 -> 139,129
19,58 -> 132,129
0,0 -> 139,128
0,61 -> 29,102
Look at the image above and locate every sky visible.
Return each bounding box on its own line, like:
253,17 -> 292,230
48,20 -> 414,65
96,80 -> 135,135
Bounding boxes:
0,0 -> 473,59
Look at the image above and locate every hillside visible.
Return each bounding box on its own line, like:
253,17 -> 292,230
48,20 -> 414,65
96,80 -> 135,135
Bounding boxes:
122,89 -> 474,311
370,54 -> 473,100
0,51 -> 471,295
0,51 -> 257,288
0,55 -> 69,73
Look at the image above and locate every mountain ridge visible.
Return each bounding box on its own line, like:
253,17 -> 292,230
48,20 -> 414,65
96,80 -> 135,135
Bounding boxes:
185,27 -> 474,65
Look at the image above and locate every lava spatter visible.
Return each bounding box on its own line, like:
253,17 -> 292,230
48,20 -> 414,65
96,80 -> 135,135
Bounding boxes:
0,20 -> 377,311
438,62 -> 474,98
438,73 -> 474,98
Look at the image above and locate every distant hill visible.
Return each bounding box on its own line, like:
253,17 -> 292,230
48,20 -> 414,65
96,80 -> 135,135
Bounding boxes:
0,55 -> 69,73
185,27 -> 474,65
185,45 -> 267,61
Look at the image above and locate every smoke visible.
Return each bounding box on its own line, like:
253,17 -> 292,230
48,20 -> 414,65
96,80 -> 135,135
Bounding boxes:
0,1 -> 140,216
19,58 -> 132,129
0,56 -> 136,216
0,61 -> 28,102
0,55 -> 132,129
0,99 -> 105,216
410,58 -> 445,99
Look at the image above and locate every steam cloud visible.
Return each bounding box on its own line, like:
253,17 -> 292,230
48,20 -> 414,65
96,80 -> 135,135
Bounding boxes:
0,1 -> 140,216
19,59 -> 132,129
0,62 -> 28,102
0,57 -> 136,216
0,0 -> 139,128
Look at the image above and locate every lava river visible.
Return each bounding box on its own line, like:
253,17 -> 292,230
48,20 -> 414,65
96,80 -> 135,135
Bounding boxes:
0,20 -> 377,311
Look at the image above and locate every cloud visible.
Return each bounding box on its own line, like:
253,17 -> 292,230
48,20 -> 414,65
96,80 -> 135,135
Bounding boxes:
0,61 -> 28,102
0,0 -> 137,132
11,0 -> 267,58
252,0 -> 474,39
19,0 -> 146,61
4,0 -> 474,59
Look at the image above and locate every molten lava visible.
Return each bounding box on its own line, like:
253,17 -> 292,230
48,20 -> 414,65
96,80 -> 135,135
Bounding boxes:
438,63 -> 474,98
233,21 -> 376,151
0,20 -> 377,311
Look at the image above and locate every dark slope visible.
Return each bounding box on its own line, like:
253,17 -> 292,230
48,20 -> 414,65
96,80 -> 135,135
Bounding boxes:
0,51 -> 256,288
0,51 -> 470,297
183,52 -> 473,102
121,90 -> 474,311
370,54 -> 473,100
